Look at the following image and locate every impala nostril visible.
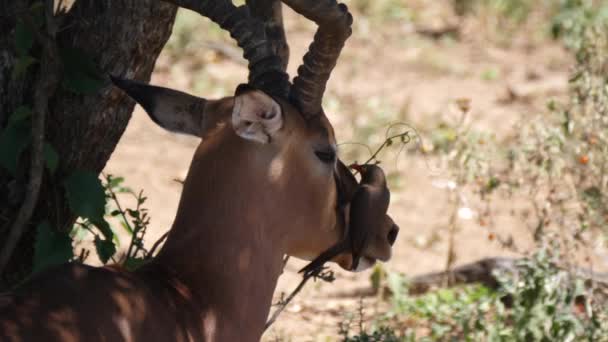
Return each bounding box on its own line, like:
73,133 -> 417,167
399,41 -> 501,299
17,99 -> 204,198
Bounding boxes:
387,225 -> 399,245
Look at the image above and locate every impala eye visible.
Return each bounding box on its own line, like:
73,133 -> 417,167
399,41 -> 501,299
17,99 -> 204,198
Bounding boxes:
315,149 -> 336,164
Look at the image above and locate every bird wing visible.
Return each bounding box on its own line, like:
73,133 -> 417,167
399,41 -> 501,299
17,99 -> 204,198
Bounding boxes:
348,184 -> 390,266
298,241 -> 348,276
335,160 -> 359,206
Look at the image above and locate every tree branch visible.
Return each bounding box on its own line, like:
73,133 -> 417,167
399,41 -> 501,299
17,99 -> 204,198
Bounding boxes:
0,6 -> 61,276
147,231 -> 169,260
265,268 -> 335,330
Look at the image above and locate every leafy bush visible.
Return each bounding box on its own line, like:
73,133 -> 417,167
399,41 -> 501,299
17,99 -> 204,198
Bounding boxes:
70,174 -> 158,270
421,0 -> 608,257
344,2 -> 608,341
453,0 -> 608,44
353,246 -> 608,341
340,325 -> 402,342
551,0 -> 608,50
489,2 -> 608,241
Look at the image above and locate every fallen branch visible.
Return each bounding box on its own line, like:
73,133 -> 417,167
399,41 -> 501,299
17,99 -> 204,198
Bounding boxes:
416,25 -> 460,40
408,257 -> 515,295
407,257 -> 608,295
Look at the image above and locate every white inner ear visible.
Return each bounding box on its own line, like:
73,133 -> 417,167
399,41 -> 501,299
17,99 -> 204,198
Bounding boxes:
231,91 -> 283,144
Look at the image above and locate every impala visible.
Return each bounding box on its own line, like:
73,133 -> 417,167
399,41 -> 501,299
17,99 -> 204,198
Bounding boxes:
0,0 -> 399,341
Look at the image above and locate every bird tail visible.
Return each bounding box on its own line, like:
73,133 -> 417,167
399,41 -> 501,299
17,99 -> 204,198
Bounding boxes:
298,243 -> 346,277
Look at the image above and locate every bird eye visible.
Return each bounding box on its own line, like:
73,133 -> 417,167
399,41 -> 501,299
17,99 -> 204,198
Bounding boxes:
315,149 -> 336,164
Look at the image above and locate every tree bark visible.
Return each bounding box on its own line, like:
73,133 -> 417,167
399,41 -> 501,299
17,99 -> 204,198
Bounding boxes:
0,0 -> 177,288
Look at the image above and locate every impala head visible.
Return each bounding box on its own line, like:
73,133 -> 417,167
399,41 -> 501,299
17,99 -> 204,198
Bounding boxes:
111,0 -> 397,272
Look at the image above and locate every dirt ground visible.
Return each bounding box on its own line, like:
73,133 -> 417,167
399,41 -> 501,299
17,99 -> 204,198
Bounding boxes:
103,3 -> 586,341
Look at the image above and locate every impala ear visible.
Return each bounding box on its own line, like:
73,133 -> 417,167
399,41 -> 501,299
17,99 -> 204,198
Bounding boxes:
110,76 -> 207,137
231,90 -> 283,144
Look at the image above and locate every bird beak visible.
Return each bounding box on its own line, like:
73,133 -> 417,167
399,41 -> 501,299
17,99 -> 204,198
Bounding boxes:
349,163 -> 364,174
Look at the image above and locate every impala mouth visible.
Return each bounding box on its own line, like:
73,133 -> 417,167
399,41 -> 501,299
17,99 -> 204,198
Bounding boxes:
353,257 -> 376,272
337,256 -> 377,272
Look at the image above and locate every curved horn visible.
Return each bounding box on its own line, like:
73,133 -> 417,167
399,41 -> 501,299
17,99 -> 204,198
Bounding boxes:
246,0 -> 290,71
281,0 -> 353,119
163,0 -> 290,98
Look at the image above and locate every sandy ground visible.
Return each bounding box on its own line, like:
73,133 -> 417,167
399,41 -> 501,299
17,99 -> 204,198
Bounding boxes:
102,4 -> 587,341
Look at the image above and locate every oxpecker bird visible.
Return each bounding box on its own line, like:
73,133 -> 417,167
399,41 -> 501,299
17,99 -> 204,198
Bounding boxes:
300,164 -> 390,276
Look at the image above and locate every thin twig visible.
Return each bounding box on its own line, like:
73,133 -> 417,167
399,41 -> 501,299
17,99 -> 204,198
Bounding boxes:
124,192 -> 142,260
443,189 -> 459,287
147,231 -> 169,259
56,0 -> 66,13
264,268 -> 334,330
361,131 -> 410,167
264,273 -> 313,330
357,297 -> 364,333
0,6 -> 61,275
385,122 -> 440,176
103,174 -> 134,235
75,221 -> 97,236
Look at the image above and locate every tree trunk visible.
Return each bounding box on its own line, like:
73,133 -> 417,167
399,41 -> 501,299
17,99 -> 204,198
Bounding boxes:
0,0 -> 177,288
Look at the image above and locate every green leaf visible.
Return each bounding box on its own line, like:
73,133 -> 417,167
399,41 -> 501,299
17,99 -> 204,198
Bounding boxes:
70,223 -> 90,242
91,218 -> 113,241
33,221 -> 73,274
12,55 -> 37,79
369,263 -> 385,292
59,47 -> 104,94
43,143 -> 59,174
485,177 -> 501,193
120,221 -> 133,235
127,208 -> 140,219
123,257 -> 147,271
94,236 -> 116,264
0,121 -> 30,176
9,106 -> 32,124
15,20 -> 34,56
582,186 -> 602,209
63,171 -> 107,221
387,271 -> 407,300
106,175 -> 125,189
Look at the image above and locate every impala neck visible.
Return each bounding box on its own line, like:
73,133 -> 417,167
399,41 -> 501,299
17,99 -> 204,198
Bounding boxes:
149,132 -> 287,341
